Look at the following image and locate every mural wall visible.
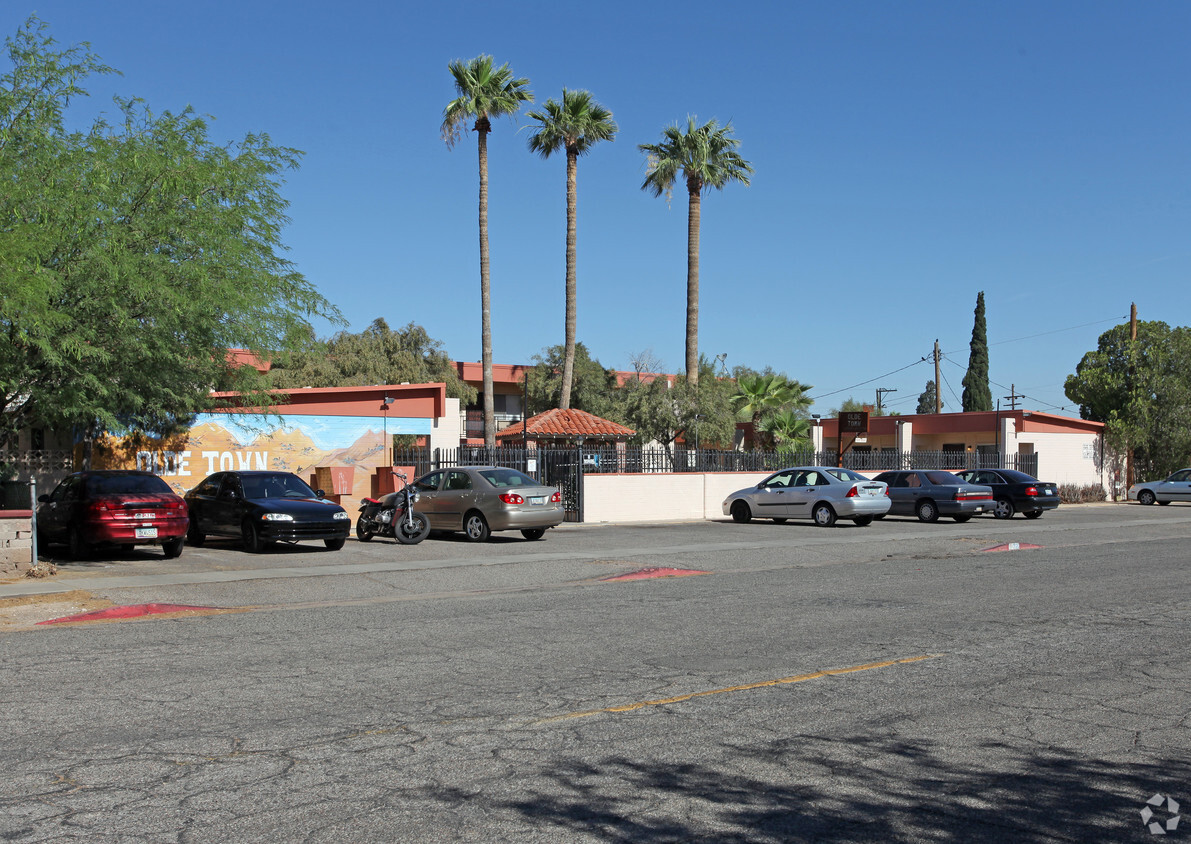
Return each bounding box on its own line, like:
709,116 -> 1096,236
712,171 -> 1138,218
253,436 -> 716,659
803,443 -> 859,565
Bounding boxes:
98,412 -> 432,504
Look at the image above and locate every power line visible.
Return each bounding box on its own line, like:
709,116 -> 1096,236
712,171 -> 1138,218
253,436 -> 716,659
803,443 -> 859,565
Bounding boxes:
941,314 -> 1128,357
940,356 -> 1074,413
808,356 -> 930,402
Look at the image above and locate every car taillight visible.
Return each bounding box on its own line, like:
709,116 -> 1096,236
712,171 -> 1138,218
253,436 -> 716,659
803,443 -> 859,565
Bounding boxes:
846,486 -> 858,498
87,501 -> 112,514
551,491 -> 562,503
1024,486 -> 1038,496
499,493 -> 524,505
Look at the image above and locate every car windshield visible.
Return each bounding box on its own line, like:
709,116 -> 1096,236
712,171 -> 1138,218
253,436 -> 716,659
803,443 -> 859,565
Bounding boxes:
86,474 -> 172,495
826,468 -> 866,482
479,468 -> 539,488
241,474 -> 316,500
924,471 -> 965,485
998,469 -> 1037,483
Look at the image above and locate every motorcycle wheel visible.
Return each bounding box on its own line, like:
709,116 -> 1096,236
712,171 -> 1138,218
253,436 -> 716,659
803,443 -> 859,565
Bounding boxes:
356,519 -> 375,542
395,511 -> 430,545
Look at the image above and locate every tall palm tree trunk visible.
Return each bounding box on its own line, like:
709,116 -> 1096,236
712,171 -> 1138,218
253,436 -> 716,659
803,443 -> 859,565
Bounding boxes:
476,126 -> 496,447
686,185 -> 701,387
560,149 -> 578,409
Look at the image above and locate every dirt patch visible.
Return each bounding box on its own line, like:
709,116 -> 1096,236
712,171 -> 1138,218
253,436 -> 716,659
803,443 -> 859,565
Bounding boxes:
0,590 -> 114,631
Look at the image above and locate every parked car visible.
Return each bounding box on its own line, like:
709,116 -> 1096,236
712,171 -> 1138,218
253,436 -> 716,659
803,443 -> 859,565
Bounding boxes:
410,466 -> 564,541
955,468 -> 1060,519
1128,469 -> 1191,505
722,466 -> 891,527
36,470 -> 188,559
184,471 -> 350,553
872,470 -> 993,522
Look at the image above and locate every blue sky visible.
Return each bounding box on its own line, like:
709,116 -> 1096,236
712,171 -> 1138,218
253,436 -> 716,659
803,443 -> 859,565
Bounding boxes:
8,1 -> 1189,417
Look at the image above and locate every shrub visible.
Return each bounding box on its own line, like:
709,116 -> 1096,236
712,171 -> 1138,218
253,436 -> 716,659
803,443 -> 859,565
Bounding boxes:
1059,483 -> 1107,503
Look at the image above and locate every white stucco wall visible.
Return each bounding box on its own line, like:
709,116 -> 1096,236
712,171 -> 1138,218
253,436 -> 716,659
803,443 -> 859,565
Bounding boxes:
1010,431 -> 1105,489
431,397 -> 461,453
584,472 -> 772,522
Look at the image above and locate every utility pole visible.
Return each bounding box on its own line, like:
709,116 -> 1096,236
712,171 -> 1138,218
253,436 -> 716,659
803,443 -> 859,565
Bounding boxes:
934,340 -> 942,414
876,387 -> 897,414
1003,384 -> 1025,411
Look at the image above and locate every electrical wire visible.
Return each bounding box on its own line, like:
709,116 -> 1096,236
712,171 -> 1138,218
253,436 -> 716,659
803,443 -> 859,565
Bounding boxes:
940,356 -> 1073,413
808,357 -> 930,402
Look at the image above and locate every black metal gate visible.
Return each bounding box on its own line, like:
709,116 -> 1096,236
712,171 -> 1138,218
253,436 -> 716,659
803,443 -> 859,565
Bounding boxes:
393,446 -> 585,522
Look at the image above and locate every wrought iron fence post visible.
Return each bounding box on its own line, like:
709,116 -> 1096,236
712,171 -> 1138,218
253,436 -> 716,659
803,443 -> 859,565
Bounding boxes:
29,477 -> 38,565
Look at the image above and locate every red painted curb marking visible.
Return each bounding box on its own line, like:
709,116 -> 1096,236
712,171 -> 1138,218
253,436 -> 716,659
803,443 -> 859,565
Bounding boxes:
601,567 -> 709,582
981,542 -> 1043,553
37,603 -> 224,625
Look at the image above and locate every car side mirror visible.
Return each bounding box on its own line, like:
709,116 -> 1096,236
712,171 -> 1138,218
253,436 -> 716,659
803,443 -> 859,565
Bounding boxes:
37,494 -> 49,503
315,489 -> 325,499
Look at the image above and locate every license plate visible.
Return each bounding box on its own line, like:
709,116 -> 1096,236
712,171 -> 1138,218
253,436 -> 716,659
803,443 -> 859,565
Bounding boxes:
135,527 -> 158,538
863,486 -> 881,496
529,496 -> 546,505
973,507 -> 983,513
134,512 -> 155,519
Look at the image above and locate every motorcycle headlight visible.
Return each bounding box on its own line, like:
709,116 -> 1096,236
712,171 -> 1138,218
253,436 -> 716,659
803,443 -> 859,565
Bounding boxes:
333,511 -> 349,520
262,513 -> 294,522
408,489 -> 419,502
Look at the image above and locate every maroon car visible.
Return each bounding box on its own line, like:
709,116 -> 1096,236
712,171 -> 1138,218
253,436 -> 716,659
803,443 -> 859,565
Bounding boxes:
36,471 -> 189,559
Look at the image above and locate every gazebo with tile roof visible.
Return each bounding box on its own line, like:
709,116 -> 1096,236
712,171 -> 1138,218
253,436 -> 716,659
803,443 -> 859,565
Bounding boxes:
495,408 -> 635,447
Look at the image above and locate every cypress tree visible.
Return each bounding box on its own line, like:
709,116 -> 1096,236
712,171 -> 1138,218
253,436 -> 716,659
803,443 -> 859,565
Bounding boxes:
917,381 -> 941,414
961,292 -> 993,411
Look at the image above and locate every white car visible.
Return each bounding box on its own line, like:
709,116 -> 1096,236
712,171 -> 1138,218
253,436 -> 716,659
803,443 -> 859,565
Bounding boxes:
1128,469 -> 1191,505
722,466 -> 891,527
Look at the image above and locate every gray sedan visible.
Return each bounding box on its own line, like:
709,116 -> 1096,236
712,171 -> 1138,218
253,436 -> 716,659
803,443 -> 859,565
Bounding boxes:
1128,468 -> 1191,505
872,470 -> 993,522
722,467 -> 891,527
411,466 -> 564,541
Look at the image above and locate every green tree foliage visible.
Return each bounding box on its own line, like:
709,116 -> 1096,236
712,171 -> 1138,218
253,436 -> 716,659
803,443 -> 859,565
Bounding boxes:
441,55 -> 532,447
1065,320 -> 1191,479
639,118 -> 753,387
526,89 -> 617,410
917,380 -> 942,414
830,397 -> 883,417
268,319 -> 476,403
730,373 -> 812,449
0,18 -> 340,455
524,342 -> 617,418
616,355 -> 735,460
756,410 -> 812,452
961,291 -> 993,412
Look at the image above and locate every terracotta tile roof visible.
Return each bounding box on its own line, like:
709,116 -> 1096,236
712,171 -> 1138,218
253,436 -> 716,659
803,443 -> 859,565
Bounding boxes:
495,408 -> 636,440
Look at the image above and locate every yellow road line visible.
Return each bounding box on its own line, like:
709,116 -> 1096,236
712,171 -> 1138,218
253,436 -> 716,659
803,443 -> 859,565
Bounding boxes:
540,654 -> 942,723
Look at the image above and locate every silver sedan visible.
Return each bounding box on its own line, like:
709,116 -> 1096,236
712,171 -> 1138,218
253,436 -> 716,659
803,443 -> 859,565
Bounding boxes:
411,465 -> 564,541
722,466 -> 891,527
1129,468 -> 1191,505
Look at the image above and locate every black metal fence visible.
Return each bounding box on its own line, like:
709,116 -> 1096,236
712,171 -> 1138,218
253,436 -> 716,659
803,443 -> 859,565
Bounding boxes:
393,445 -> 1040,523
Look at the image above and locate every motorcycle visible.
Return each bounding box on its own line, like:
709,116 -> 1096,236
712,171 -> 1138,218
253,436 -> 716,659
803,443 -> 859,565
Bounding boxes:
356,471 -> 431,545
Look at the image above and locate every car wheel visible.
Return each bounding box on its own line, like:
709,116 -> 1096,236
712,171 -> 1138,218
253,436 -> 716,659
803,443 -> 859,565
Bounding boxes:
1023,511 -> 1043,520
916,500 -> 939,523
324,537 -> 346,551
812,502 -> 837,527
993,497 -> 1015,519
355,521 -> 374,542
463,511 -> 490,542
162,537 -> 184,559
68,526 -> 90,560
187,520 -> 205,547
953,515 -> 971,523
242,519 -> 265,553
395,512 -> 430,545
852,516 -> 874,527
521,528 -> 546,541
730,501 -> 752,524
1138,489 -> 1156,506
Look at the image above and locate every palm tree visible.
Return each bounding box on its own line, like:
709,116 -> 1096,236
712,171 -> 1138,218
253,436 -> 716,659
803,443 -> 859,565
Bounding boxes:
758,410 -> 813,452
441,55 -> 533,446
526,89 -> 617,410
639,118 -> 753,387
731,374 -> 812,449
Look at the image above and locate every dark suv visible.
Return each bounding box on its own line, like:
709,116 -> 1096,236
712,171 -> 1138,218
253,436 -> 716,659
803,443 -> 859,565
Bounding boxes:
872,470 -> 994,523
